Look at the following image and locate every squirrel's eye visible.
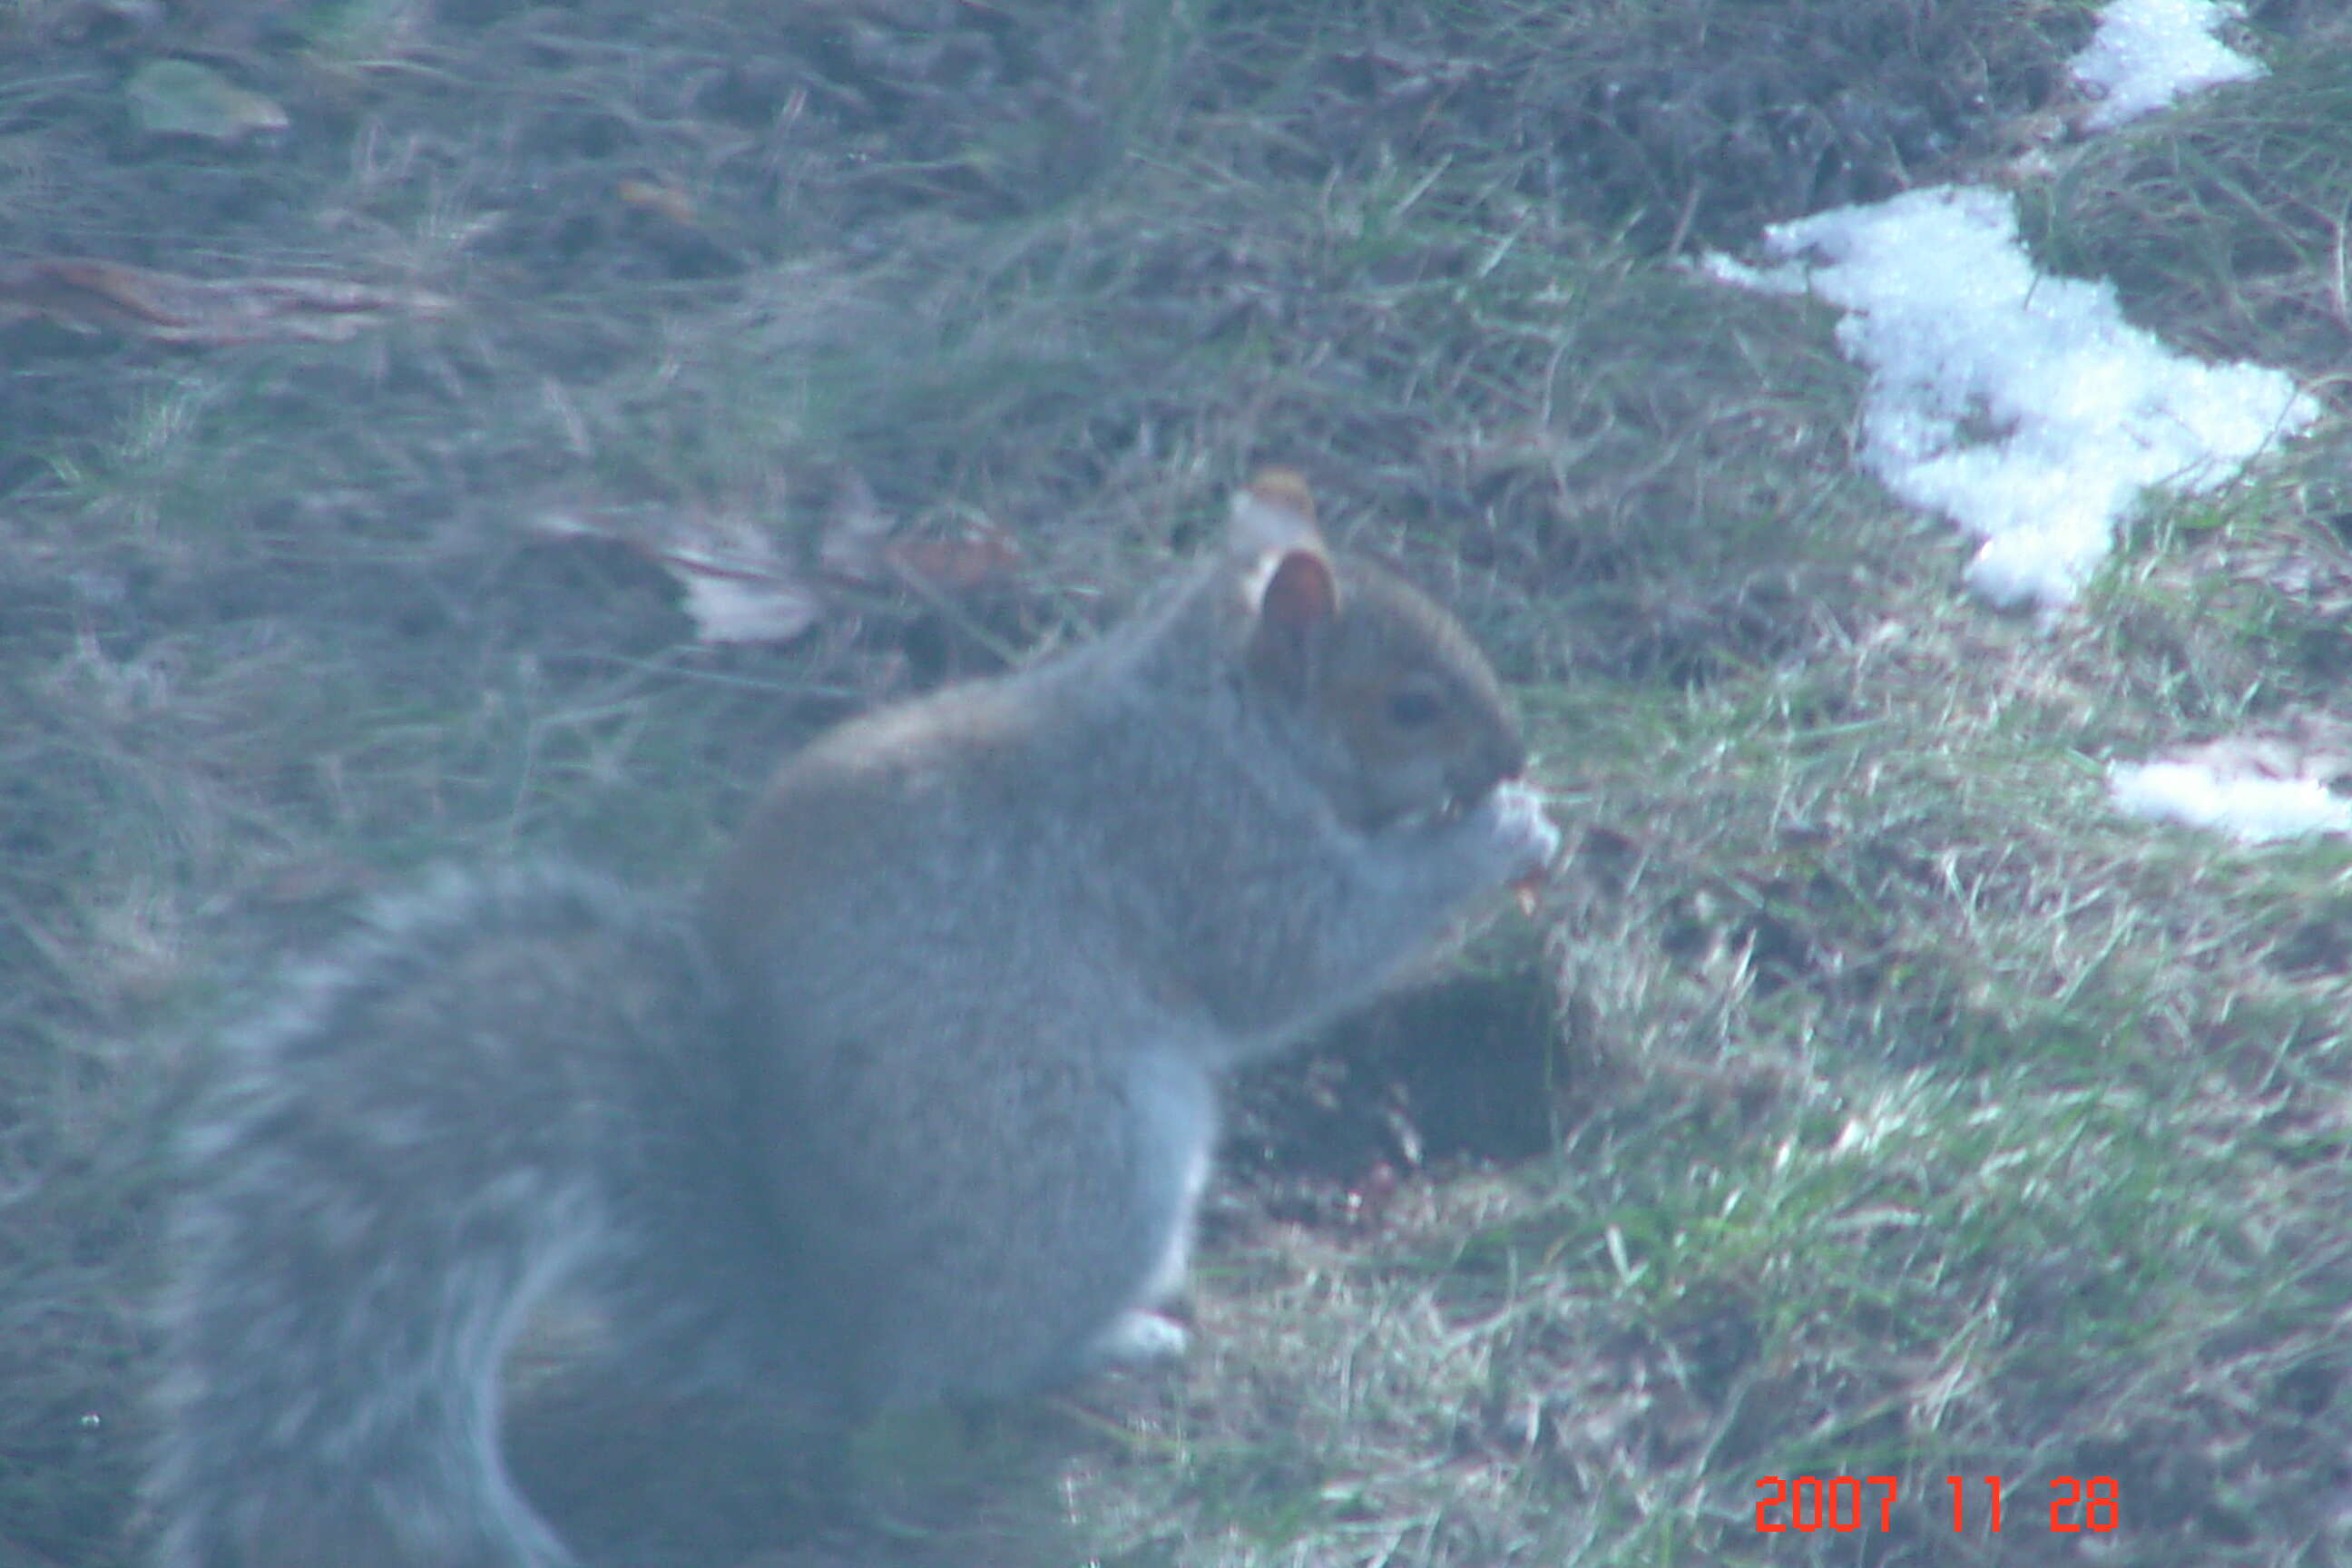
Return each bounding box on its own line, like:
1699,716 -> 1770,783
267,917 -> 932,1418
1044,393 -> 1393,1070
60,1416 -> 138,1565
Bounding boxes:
1387,687 -> 1445,728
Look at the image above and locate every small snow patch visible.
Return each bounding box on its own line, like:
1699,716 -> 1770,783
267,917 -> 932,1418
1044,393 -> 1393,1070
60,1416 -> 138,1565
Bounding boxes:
1701,1 -> 2308,613
2075,0 -> 2263,132
2110,761 -> 2352,843
2111,724 -> 2352,842
1721,187 -> 2314,611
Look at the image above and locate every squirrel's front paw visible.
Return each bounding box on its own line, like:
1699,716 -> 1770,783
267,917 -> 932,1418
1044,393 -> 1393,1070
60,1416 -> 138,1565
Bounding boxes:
1383,780 -> 1561,907
1067,1308 -> 1190,1379
1485,781 -> 1562,888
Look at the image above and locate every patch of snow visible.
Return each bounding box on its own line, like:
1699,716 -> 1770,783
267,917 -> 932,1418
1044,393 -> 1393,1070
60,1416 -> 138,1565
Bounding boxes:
1701,1 -> 2307,614
1736,186 -> 2315,610
2108,760 -> 2352,843
2075,0 -> 2263,132
1695,252 -> 1808,294
1698,0 -> 2326,847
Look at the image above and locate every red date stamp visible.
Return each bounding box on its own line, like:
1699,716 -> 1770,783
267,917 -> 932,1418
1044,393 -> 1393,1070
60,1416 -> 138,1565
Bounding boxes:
1754,1475 -> 2121,1534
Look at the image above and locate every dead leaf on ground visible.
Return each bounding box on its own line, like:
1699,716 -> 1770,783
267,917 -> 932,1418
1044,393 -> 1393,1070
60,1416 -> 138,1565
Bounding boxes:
531,500 -> 826,647
0,258 -> 453,345
124,59 -> 289,142
818,469 -> 1020,595
530,472 -> 1019,648
616,179 -> 699,227
884,522 -> 1019,595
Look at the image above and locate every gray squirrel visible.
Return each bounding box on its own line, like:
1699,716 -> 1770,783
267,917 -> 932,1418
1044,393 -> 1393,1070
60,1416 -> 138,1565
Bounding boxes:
145,471 -> 1561,1568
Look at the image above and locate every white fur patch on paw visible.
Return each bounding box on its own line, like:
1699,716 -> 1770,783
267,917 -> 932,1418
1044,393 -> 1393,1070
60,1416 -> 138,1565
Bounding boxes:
1087,1308 -> 1191,1368
1490,781 -> 1562,879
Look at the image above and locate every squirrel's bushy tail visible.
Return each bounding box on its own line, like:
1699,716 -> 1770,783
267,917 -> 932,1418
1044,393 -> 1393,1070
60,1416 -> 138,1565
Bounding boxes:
145,866 -> 745,1568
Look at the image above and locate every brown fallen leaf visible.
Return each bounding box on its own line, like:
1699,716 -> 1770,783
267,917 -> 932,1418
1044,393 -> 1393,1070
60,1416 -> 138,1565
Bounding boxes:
532,472 -> 1020,650
885,522 -> 1019,595
0,257 -> 452,346
816,467 -> 1020,595
531,499 -> 825,647
615,178 -> 698,227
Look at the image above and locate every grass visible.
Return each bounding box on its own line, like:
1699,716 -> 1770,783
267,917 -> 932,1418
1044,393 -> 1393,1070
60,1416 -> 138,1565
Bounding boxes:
2025,39 -> 2352,377
4,0 -> 2351,1564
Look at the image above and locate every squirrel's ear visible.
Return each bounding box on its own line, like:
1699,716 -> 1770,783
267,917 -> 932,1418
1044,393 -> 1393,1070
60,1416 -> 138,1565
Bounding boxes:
1229,468 -> 1322,558
1232,469 -> 1338,687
